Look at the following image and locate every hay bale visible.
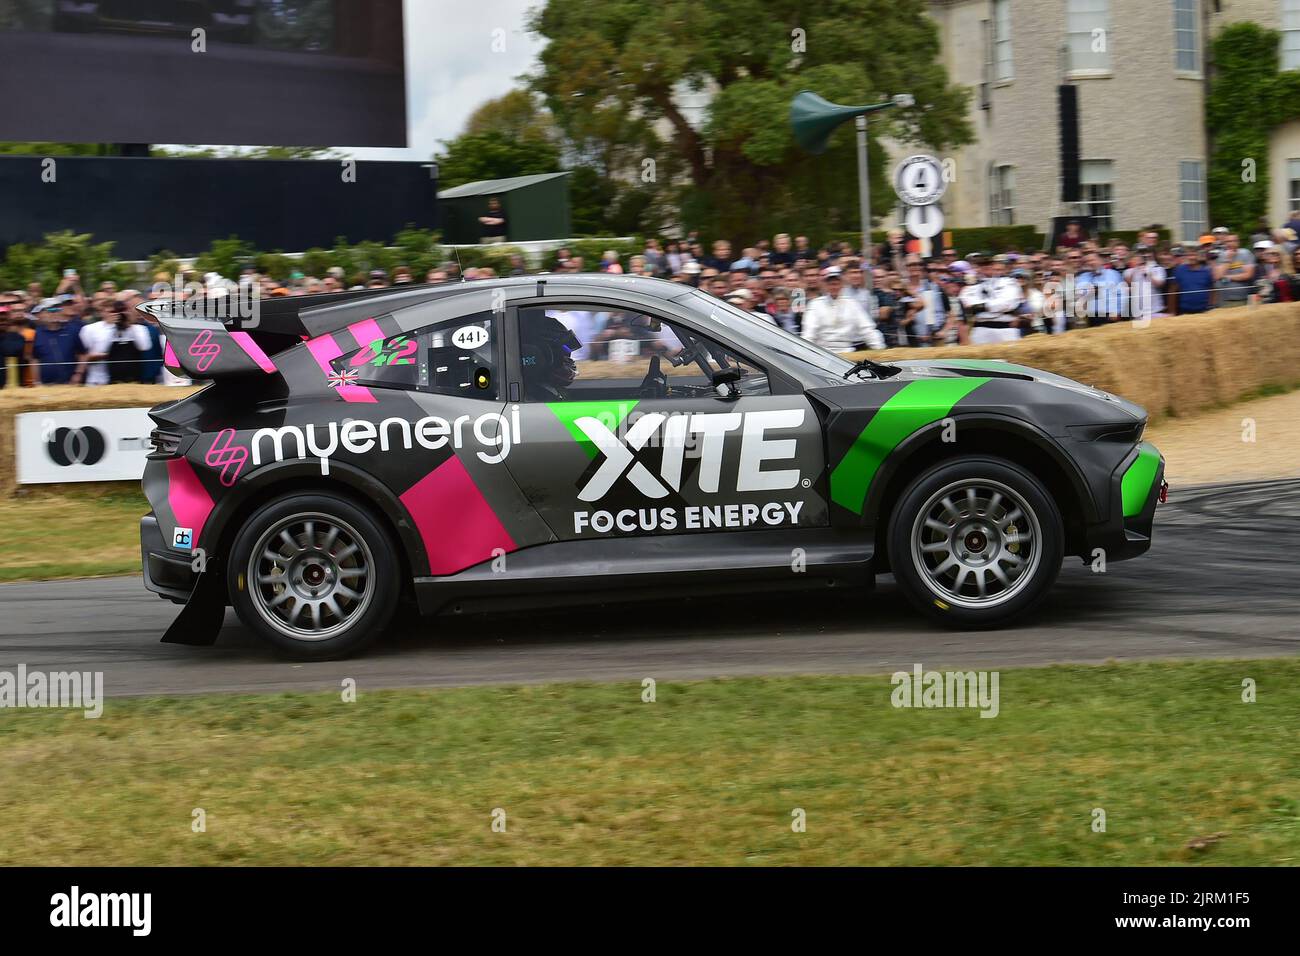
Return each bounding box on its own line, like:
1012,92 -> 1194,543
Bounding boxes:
0,385 -> 200,496
865,302 -> 1300,419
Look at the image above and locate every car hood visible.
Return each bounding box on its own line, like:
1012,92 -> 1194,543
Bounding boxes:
888,358 -> 1146,421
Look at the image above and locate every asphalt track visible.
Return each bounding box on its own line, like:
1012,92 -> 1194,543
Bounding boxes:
2,479 -> 1297,698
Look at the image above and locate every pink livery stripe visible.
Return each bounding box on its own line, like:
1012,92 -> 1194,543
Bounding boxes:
399,456 -> 515,576
166,458 -> 215,546
348,318 -> 385,352
304,333 -> 376,403
163,341 -> 179,367
229,331 -> 277,374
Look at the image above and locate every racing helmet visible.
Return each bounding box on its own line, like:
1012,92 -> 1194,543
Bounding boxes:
521,315 -> 581,388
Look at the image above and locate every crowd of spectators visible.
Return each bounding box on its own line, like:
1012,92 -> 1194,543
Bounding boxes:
0,274 -> 163,388
3,218 -> 1297,387
577,223 -> 1298,351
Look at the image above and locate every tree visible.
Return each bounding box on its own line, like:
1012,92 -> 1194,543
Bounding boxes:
433,130 -> 562,189
434,92 -> 563,189
435,92 -> 563,190
464,90 -> 557,143
0,231 -> 133,294
528,0 -> 972,241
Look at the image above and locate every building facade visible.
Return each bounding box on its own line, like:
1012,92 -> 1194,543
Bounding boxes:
922,0 -> 1300,242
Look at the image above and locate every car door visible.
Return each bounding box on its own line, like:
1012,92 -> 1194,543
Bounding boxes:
325,306 -> 553,576
504,298 -> 828,542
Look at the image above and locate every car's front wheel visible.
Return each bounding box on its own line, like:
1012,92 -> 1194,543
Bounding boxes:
229,492 -> 400,659
887,456 -> 1063,628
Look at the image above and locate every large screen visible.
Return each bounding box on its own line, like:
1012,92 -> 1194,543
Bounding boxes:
0,155 -> 437,259
0,0 -> 406,147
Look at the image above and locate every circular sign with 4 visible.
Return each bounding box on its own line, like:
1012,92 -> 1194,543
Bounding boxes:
893,154 -> 947,206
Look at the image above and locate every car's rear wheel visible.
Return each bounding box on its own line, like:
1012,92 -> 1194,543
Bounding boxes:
887,456 -> 1063,628
229,493 -> 400,659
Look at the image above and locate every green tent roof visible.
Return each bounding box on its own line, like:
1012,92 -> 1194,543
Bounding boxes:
437,171 -> 569,200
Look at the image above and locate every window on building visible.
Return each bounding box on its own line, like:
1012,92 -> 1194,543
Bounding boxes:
989,164 -> 1016,226
1179,161 -> 1207,243
993,0 -> 1013,81
1067,0 -> 1110,74
1080,160 -> 1115,232
1287,159 -> 1300,209
1285,0 -> 1300,70
979,19 -> 993,108
1174,0 -> 1200,73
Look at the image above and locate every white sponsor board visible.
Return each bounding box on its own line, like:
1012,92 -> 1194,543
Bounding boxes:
16,407 -> 154,484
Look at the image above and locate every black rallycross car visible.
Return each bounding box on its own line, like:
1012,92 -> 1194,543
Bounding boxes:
139,275 -> 1165,659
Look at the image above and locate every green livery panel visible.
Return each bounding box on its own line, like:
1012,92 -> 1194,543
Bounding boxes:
546,400 -> 639,459
1121,442 -> 1161,518
829,377 -> 990,515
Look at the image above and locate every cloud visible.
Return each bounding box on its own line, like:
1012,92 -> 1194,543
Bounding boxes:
347,0 -> 544,161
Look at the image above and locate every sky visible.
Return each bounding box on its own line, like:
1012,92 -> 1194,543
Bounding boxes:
347,0 -> 546,162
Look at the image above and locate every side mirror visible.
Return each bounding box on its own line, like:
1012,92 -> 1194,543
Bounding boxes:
711,366 -> 742,399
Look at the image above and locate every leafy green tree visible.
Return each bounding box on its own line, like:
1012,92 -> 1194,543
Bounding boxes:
194,237 -> 255,281
389,227 -> 443,276
0,231 -> 132,294
568,166 -> 617,235
433,130 -> 562,189
529,0 -> 971,242
463,90 -> 557,143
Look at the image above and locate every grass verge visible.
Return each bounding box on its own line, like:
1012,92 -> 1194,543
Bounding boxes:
0,490 -> 147,582
1,659 -> 1297,865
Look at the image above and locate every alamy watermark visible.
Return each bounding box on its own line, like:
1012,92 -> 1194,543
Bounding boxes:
150,274 -> 261,328
0,665 -> 103,718
890,663 -> 999,718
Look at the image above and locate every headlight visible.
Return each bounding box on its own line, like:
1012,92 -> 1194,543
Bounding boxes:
1066,421 -> 1145,443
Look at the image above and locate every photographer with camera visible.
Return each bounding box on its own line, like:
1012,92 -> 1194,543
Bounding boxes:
1124,244 -> 1167,319
79,297 -> 150,385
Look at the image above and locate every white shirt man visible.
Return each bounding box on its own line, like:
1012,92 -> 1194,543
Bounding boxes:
801,268 -> 885,352
958,261 -> 1024,344
79,314 -> 150,385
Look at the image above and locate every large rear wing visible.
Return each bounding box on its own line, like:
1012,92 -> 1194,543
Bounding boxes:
138,283 -> 459,380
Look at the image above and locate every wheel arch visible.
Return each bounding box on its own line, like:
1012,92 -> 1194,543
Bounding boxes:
866,415 -> 1095,569
204,460 -> 424,591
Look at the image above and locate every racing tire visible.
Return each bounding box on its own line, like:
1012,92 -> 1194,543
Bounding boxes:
228,492 -> 401,660
887,456 -> 1063,629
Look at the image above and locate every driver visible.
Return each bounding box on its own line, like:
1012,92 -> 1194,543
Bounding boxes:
521,314 -> 581,401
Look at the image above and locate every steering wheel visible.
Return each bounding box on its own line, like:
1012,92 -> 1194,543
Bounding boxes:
637,355 -> 668,398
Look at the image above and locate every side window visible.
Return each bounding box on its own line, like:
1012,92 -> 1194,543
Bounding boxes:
331,312 -> 498,398
427,313 -> 497,398
518,305 -> 767,402
336,329 -> 421,390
